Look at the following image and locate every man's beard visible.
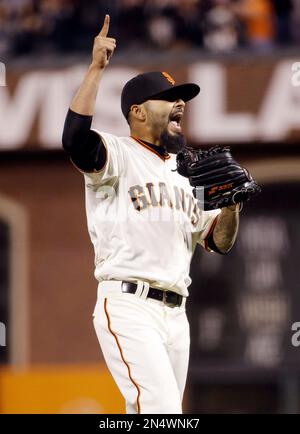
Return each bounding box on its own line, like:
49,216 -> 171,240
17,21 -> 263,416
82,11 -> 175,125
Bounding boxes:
160,128 -> 186,154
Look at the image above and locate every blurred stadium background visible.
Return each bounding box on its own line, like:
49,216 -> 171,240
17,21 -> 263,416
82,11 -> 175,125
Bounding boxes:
0,0 -> 300,414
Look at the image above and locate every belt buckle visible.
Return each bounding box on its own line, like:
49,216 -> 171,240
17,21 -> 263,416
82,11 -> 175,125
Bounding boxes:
163,291 -> 177,308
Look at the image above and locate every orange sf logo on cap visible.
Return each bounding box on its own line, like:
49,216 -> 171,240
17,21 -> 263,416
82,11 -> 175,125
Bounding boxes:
162,72 -> 175,85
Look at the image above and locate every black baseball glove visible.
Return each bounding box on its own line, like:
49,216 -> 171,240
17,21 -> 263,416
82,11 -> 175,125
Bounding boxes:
176,146 -> 261,210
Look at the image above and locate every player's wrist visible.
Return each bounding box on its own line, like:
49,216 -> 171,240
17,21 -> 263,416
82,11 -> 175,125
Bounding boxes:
89,61 -> 107,73
226,203 -> 242,212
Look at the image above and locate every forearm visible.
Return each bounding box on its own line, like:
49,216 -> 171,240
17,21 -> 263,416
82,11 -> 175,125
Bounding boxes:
70,14 -> 116,115
62,15 -> 114,171
213,204 -> 240,253
70,63 -> 105,116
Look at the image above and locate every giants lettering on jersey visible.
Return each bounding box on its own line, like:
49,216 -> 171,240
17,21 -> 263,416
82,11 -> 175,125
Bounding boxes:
128,182 -> 200,226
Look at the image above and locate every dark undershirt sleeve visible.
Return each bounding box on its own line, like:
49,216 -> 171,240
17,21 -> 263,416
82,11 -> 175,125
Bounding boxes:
62,108 -> 106,172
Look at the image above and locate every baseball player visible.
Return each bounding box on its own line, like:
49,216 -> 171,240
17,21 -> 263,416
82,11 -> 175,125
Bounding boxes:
62,15 -> 240,414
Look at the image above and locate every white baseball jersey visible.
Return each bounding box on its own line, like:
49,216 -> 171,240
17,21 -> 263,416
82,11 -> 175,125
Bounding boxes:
79,130 -> 220,297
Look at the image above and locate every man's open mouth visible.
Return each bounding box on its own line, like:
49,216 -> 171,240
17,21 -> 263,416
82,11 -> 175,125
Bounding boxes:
168,111 -> 183,133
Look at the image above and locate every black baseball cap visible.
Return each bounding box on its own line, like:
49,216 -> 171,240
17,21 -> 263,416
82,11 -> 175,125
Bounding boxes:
121,71 -> 200,119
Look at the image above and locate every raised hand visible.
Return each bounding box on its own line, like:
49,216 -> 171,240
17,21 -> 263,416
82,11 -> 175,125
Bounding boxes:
92,15 -> 116,69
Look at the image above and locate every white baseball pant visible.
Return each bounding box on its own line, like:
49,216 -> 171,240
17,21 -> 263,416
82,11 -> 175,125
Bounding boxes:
92,280 -> 190,414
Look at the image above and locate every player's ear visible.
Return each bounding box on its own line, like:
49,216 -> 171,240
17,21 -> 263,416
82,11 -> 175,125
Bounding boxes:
130,104 -> 146,122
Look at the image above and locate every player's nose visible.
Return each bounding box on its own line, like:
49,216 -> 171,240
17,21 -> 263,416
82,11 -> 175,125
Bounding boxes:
174,99 -> 185,110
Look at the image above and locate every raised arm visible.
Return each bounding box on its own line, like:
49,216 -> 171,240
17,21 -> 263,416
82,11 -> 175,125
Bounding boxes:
62,15 -> 116,172
70,14 -> 116,115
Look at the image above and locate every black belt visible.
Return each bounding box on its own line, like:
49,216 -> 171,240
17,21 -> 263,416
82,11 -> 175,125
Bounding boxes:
121,281 -> 184,308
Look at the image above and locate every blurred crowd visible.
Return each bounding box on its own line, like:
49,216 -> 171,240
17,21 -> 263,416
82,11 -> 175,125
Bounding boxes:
0,0 -> 300,57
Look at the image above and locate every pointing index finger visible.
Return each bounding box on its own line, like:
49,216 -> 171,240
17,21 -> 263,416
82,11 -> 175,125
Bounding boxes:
99,14 -> 110,37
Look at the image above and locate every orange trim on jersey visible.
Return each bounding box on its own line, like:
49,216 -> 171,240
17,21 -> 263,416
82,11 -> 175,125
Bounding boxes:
204,215 -> 219,252
131,136 -> 171,161
104,298 -> 142,414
